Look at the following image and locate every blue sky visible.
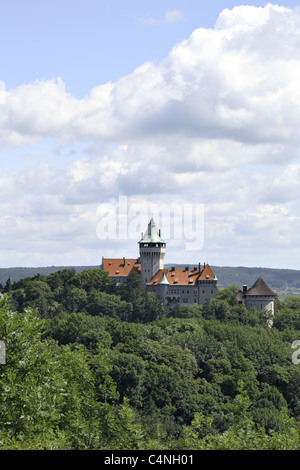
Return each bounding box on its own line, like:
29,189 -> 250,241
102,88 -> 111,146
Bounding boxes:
1,1 -> 300,270
0,2 -> 276,91
3,0 -> 299,95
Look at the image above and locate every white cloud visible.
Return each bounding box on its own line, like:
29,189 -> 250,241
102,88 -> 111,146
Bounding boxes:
3,4 -> 300,150
2,3 -> 300,267
215,3 -> 292,30
137,9 -> 187,25
165,9 -> 188,24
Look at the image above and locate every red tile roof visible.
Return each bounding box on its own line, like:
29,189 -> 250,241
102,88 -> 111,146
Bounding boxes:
199,263 -> 216,281
147,264 -> 216,286
103,258 -> 141,277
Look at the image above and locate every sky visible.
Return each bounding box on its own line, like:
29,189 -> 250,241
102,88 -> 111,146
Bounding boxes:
1,0 -> 300,270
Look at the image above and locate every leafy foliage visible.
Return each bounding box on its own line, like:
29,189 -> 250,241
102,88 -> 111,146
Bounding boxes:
0,269 -> 299,449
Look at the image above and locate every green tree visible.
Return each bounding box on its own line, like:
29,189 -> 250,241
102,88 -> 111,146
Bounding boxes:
46,269 -> 76,304
0,295 -> 67,448
74,269 -> 115,294
217,284 -> 240,306
86,290 -> 129,319
45,311 -> 112,350
202,299 -> 231,321
3,278 -> 12,293
66,287 -> 87,313
23,278 -> 53,317
109,351 -> 146,407
178,384 -> 300,450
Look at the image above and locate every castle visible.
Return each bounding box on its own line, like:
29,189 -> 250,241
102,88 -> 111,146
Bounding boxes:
103,217 -> 276,313
103,217 -> 217,306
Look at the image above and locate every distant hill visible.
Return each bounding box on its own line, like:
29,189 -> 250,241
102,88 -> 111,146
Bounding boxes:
0,266 -> 100,286
215,266 -> 300,299
0,264 -> 300,299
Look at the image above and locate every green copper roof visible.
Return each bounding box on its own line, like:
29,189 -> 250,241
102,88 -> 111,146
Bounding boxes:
139,218 -> 166,244
160,272 -> 169,285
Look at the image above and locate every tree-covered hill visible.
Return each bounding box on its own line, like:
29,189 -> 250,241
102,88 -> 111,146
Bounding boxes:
211,265 -> 300,291
1,264 -> 300,298
0,268 -> 299,450
0,266 -> 100,285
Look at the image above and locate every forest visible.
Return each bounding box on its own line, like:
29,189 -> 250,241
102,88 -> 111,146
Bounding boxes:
0,268 -> 299,450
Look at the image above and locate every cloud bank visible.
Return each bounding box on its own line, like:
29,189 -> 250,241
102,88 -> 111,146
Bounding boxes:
1,3 -> 300,268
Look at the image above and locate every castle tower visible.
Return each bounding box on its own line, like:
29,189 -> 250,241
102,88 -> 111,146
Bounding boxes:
139,218 -> 166,285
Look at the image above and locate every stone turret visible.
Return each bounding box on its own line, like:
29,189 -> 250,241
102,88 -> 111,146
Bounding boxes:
236,277 -> 276,314
138,218 -> 166,285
